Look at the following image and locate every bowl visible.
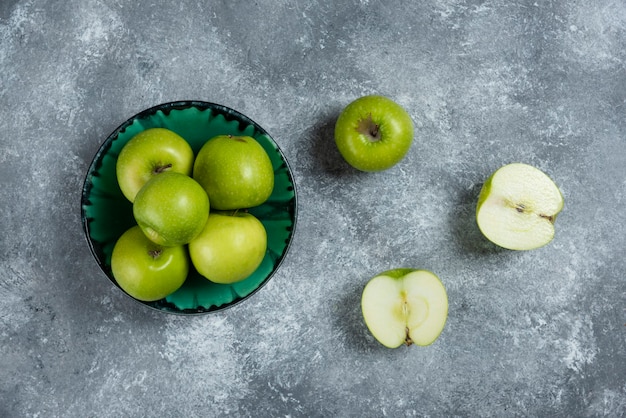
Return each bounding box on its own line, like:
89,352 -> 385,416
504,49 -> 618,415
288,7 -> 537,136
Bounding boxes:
81,101 -> 297,314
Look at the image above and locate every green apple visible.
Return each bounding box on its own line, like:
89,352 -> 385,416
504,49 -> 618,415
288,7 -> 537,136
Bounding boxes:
361,269 -> 448,348
116,128 -> 194,202
133,172 -> 210,246
189,211 -> 267,284
476,163 -> 564,251
111,225 -> 189,302
334,95 -> 414,172
193,135 -> 274,210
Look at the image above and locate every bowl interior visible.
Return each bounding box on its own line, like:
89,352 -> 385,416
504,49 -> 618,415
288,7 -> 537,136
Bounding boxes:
81,101 -> 297,314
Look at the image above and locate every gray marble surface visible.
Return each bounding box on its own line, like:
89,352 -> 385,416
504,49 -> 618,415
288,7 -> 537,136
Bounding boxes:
1,0 -> 625,416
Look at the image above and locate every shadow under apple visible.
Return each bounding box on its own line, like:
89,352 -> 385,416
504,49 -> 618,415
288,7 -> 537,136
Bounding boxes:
448,182 -> 504,256
307,110 -> 363,180
331,278 -> 392,354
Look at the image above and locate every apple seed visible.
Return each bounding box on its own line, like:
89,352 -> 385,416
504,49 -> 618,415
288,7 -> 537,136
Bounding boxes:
540,214 -> 555,223
513,202 -> 555,222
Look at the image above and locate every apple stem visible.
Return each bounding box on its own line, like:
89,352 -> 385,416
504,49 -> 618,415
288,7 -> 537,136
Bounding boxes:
148,249 -> 162,259
228,135 -> 247,143
404,327 -> 413,346
370,123 -> 379,138
540,214 -> 555,223
357,113 -> 382,142
153,163 -> 172,174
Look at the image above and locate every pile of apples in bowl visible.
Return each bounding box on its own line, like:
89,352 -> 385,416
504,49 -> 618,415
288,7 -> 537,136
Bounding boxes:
81,101 -> 297,314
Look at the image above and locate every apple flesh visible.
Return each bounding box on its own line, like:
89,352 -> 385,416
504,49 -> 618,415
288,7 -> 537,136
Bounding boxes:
193,135 -> 274,210
334,95 -> 414,172
189,211 -> 267,284
111,225 -> 189,302
116,128 -> 194,202
133,172 -> 210,246
476,163 -> 564,251
361,269 -> 448,348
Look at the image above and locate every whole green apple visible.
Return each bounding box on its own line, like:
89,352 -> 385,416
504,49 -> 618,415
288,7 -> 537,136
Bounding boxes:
116,127 -> 194,202
193,135 -> 274,210
133,172 -> 210,246
361,268 -> 448,348
334,95 -> 414,172
188,211 -> 267,284
476,163 -> 564,250
111,225 -> 189,302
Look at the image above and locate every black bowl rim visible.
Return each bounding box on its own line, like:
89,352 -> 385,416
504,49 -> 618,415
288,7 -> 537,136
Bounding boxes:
81,100 -> 298,315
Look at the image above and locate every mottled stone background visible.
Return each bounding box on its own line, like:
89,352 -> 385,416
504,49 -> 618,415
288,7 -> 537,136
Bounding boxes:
1,0 -> 625,416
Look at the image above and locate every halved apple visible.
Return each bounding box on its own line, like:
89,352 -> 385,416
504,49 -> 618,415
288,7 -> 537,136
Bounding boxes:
476,163 -> 564,251
361,269 -> 448,348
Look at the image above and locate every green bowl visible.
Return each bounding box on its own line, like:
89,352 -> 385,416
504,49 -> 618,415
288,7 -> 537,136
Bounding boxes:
81,101 -> 297,314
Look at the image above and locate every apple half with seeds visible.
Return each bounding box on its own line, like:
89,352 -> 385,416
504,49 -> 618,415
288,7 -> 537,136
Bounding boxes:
476,163 -> 564,251
361,269 -> 448,348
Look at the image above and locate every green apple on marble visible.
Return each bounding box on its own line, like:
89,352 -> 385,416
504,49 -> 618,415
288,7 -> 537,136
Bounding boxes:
133,172 -> 210,246
361,269 -> 448,348
116,127 -> 194,202
476,163 -> 564,251
189,211 -> 267,284
334,95 -> 414,172
111,225 -> 189,302
193,135 -> 274,210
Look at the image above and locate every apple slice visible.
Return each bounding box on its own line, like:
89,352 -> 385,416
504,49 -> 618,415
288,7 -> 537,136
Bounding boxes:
361,269 -> 448,348
476,163 -> 564,251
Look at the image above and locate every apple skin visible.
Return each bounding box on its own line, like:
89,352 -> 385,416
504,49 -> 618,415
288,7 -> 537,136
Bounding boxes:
133,172 -> 210,246
476,163 -> 564,251
334,95 -> 414,172
361,268 -> 448,348
111,225 -> 189,302
116,128 -> 194,202
188,211 -> 267,284
193,135 -> 274,210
